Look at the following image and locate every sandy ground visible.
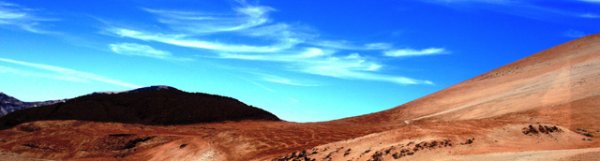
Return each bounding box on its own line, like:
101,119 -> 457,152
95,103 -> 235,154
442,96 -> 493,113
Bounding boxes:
443,148 -> 600,161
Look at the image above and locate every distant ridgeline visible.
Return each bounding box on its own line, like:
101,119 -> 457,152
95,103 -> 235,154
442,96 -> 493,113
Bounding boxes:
0,92 -> 63,117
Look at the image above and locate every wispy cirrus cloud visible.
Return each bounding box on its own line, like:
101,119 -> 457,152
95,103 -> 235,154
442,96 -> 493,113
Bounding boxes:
144,3 -> 314,44
105,2 -> 441,85
108,4 -> 392,54
580,0 -> 600,3
109,42 -> 192,61
258,74 -> 321,87
217,47 -> 333,61
139,3 -> 310,54
144,4 -> 273,34
563,29 -> 587,38
580,13 -> 600,19
219,48 -> 433,85
0,1 -> 55,33
0,57 -> 140,88
310,40 -> 393,51
298,54 -> 433,85
427,0 -> 513,5
384,48 -> 447,57
422,0 -> 600,20
109,27 -> 300,53
0,65 -> 86,82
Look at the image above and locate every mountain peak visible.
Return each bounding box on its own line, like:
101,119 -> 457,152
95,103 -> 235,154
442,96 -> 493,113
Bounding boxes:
129,85 -> 178,93
0,92 -> 22,104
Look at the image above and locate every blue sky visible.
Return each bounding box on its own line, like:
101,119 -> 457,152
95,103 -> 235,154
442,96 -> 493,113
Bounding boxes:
0,0 -> 598,122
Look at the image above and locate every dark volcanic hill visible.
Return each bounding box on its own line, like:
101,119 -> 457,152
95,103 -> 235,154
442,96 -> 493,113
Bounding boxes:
0,93 -> 61,117
0,86 -> 279,129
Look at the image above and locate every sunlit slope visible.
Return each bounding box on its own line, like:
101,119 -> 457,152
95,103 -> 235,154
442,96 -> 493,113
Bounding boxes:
343,34 -> 600,125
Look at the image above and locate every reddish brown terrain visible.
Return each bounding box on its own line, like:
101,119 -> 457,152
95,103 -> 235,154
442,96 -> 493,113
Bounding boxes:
0,34 -> 599,161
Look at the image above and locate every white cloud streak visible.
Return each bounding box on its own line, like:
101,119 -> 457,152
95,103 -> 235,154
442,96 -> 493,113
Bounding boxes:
296,53 -> 433,85
105,2 -> 441,86
113,5 -> 390,53
423,0 -> 600,20
563,29 -> 587,38
109,27 -> 300,53
580,0 -> 600,3
217,47 -> 333,61
0,65 -> 87,82
218,48 -> 434,85
384,48 -> 447,57
0,1 -> 54,33
580,13 -> 600,18
426,0 -> 514,5
0,57 -> 140,88
258,74 -> 321,86
144,4 -> 273,34
310,41 -> 394,50
109,42 -> 191,61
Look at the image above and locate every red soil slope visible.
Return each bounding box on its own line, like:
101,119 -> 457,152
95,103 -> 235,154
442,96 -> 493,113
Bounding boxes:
342,34 -> 600,125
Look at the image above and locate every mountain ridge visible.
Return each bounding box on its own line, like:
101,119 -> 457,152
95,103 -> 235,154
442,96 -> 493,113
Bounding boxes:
0,85 -> 280,129
0,92 -> 63,117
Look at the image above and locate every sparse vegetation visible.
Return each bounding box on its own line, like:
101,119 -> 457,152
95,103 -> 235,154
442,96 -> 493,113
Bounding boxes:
179,144 -> 187,149
17,124 -> 41,132
109,133 -> 135,137
369,151 -> 383,161
334,139 -> 459,160
576,128 -> 594,137
122,136 -> 153,150
384,146 -> 395,154
522,124 -> 562,135
344,148 -> 351,156
22,143 -> 39,149
272,150 -> 316,161
461,138 -> 474,145
99,134 -> 155,151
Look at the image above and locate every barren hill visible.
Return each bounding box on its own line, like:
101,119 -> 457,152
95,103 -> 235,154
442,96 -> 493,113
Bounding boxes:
342,34 -> 600,125
299,34 -> 600,161
0,85 -> 279,129
0,35 -> 599,161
